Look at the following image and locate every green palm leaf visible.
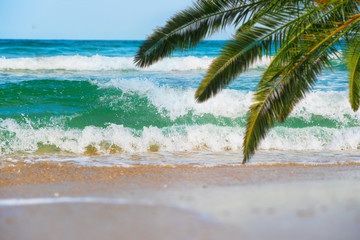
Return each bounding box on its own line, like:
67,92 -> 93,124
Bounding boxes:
134,0 -> 270,68
345,39 -> 360,111
243,11 -> 360,162
195,0 -> 312,102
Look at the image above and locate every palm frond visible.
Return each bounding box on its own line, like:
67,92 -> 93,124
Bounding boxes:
134,0 -> 268,68
346,41 -> 360,111
195,0 -> 333,102
260,0 -> 345,84
243,11 -> 360,163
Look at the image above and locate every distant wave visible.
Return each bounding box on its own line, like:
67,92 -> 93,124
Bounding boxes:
0,55 -> 213,71
0,55 -> 273,72
0,54 -> 346,72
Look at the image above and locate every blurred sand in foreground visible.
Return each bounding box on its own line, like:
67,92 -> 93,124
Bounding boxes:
1,163 -> 360,240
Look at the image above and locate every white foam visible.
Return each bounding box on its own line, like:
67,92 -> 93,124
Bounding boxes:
291,91 -> 360,123
2,117 -> 360,155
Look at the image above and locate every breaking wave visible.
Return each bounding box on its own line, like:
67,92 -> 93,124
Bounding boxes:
1,78 -> 360,156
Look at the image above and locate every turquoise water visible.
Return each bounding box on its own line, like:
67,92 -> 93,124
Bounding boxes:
1,39 -> 360,166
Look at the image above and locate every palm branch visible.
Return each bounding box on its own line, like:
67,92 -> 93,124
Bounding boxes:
136,0 -> 360,163
345,38 -> 360,111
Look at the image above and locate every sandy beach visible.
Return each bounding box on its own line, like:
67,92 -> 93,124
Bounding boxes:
1,162 -> 360,240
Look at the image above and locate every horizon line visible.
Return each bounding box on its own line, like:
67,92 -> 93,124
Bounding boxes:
0,38 -> 228,41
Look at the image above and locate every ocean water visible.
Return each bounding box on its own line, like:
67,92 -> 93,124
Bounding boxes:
1,39 -> 360,166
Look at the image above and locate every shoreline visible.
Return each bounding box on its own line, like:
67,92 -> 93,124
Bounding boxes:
1,161 -> 360,188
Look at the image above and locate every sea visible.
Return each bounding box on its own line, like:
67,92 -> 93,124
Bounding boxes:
1,39 -> 360,167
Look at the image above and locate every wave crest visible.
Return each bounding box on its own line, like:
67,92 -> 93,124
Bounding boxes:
0,55 -> 274,72
96,78 -> 360,124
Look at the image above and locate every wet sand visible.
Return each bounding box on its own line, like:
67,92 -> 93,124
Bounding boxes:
1,163 -> 360,240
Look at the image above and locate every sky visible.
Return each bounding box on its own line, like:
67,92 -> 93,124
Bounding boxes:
0,0 -> 232,40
